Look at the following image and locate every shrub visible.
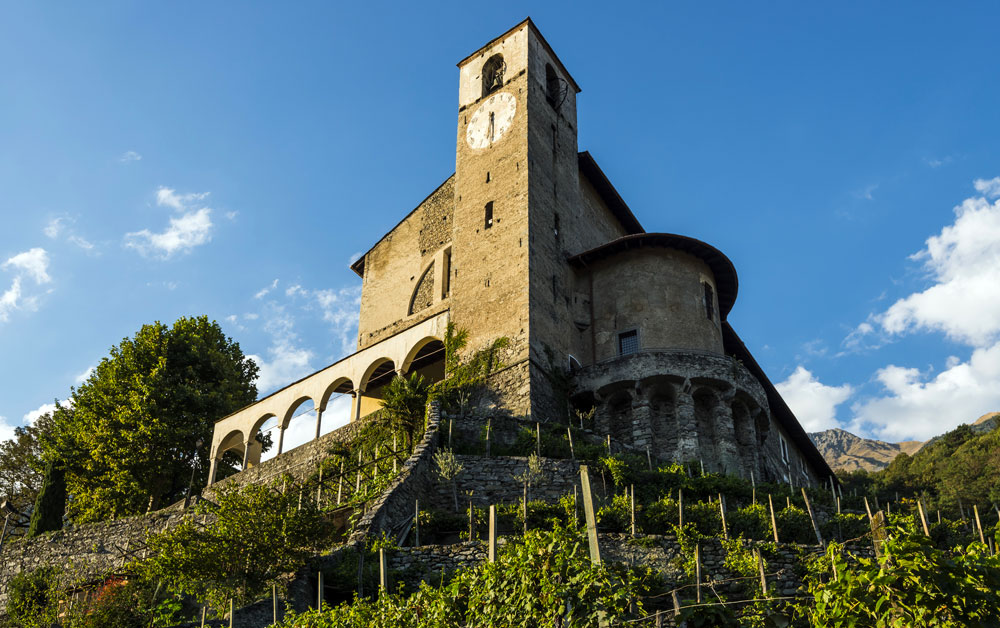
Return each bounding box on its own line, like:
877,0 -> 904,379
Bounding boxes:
4,566 -> 60,628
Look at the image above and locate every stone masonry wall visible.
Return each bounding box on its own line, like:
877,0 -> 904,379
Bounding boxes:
428,455 -> 581,512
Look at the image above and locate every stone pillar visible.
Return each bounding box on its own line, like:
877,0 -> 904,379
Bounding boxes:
593,393 -> 610,438
631,387 -> 653,451
276,426 -> 286,456
674,380 -> 698,462
243,438 -> 262,468
206,453 -> 218,487
353,389 -> 363,422
314,406 -> 324,440
713,392 -> 739,475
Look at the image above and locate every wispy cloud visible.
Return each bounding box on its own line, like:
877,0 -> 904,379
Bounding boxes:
924,155 -> 953,169
255,279 -> 279,300
246,303 -> 316,394
1,248 -> 52,323
74,366 -> 95,385
119,150 -> 142,163
855,183 -> 879,201
43,216 -> 98,253
125,187 -> 214,259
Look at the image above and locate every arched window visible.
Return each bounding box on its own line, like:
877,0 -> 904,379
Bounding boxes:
545,64 -> 562,107
482,54 -> 505,98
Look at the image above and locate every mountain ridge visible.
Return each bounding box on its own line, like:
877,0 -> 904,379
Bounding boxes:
810,411 -> 999,472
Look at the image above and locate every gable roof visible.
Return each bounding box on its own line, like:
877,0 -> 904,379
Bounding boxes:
578,151 -> 644,235
722,322 -> 837,482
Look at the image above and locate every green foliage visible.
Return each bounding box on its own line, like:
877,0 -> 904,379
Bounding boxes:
278,523 -> 650,627
381,373 -> 430,450
839,420 -> 1000,516
800,529 -> 1000,627
26,458 -> 66,538
774,505 -> 814,545
429,323 -> 509,414
41,316 -> 258,523
3,566 -> 60,628
0,413 -> 51,511
142,479 -> 328,611
729,502 -> 771,541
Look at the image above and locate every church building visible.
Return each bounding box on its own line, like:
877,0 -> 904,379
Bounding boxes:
207,18 -> 833,487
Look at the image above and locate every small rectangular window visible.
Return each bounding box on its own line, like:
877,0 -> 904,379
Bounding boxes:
703,283 -> 715,321
780,436 -> 789,464
618,329 -> 639,356
484,202 -> 494,230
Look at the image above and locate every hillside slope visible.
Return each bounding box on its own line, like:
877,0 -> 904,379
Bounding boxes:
809,428 -> 922,472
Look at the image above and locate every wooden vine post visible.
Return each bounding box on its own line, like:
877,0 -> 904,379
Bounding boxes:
536,422 -> 541,456
917,500 -> 930,537
755,549 -> 767,595
317,572 -> 324,609
974,505 -> 986,544
579,466 -> 601,565
863,496 -> 873,523
718,492 -> 728,540
768,494 -> 779,543
694,543 -> 702,603
488,504 -> 497,563
379,548 -> 389,595
414,499 -> 420,546
630,484 -> 636,536
567,427 -> 575,459
678,489 -> 684,528
801,487 -> 824,547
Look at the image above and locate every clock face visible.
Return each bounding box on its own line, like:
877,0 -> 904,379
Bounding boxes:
466,92 -> 517,149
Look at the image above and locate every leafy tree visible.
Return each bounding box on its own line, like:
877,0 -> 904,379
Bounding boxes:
26,458 -> 65,537
0,413 -> 51,511
142,479 -> 328,611
381,373 -> 429,451
42,316 -> 259,523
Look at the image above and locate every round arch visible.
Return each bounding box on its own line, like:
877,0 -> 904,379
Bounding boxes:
215,428 -> 246,458
282,395 -> 316,429
249,413 -> 278,441
359,358 -> 396,392
320,377 -> 355,412
400,336 -> 445,374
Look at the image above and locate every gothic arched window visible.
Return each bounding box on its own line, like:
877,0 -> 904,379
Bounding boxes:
482,54 -> 505,98
545,64 -> 561,107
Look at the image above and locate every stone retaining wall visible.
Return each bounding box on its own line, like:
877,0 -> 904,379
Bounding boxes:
428,455 -> 581,511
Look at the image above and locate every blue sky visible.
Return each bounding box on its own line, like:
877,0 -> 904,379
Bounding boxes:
2,2 -> 1000,446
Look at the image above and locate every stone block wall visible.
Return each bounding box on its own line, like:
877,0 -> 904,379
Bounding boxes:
428,455 -> 581,511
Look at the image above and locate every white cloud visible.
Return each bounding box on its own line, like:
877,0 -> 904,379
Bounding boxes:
155,187 -> 208,211
225,211 -> 238,220
74,366 -> 95,385
1,248 -> 52,323
0,278 -> 21,323
67,235 -> 95,251
776,366 -> 853,432
44,217 -> 66,239
873,189 -> 1000,347
973,176 -> 1000,198
285,284 -> 305,297
313,285 -> 362,356
3,248 -> 51,284
125,187 -> 214,259
850,341 -> 1000,441
255,279 -> 279,300
23,402 -> 56,426
0,418 -> 13,443
348,251 -> 363,265
119,150 -> 142,163
855,183 -> 879,201
247,304 -> 316,394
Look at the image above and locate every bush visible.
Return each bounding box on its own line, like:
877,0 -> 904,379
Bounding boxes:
729,502 -> 771,541
4,566 -> 60,628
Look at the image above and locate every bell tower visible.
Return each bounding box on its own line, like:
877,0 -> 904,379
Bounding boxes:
450,19 -> 582,418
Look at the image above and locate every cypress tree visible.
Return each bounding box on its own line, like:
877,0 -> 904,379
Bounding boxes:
27,459 -> 65,538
